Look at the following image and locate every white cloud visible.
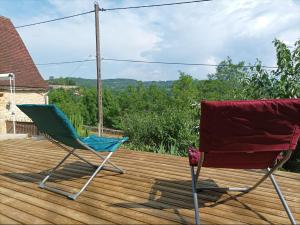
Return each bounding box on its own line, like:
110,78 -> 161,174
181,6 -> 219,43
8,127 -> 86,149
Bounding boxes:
6,0 -> 300,80
101,11 -> 162,59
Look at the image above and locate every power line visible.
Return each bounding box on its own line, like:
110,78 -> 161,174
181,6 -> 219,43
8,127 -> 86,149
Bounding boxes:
36,59 -> 95,66
15,10 -> 94,28
103,58 -> 222,66
69,55 -> 94,76
35,57 -> 278,69
15,1 -> 212,28
101,0 -> 212,11
102,58 -> 277,69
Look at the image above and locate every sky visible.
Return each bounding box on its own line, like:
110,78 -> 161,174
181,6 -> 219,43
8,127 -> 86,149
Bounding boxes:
1,0 -> 300,81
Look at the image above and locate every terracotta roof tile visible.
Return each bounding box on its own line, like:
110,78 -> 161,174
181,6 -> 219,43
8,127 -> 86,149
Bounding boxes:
0,16 -> 48,90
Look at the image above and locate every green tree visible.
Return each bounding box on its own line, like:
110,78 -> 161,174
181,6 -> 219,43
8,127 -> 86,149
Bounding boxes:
244,39 -> 300,99
80,88 -> 97,126
207,57 -> 249,99
103,88 -> 121,128
172,72 -> 199,106
48,77 -> 76,85
242,39 -> 300,172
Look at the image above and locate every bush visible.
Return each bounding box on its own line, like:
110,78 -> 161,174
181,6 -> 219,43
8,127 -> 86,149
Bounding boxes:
120,108 -> 198,156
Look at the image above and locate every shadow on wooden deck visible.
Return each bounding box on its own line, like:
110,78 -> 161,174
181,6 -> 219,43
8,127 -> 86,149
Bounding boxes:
0,160 -> 283,224
111,178 -> 274,224
0,161 -> 121,183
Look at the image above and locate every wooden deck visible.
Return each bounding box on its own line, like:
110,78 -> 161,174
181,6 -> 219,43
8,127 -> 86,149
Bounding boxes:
0,139 -> 299,224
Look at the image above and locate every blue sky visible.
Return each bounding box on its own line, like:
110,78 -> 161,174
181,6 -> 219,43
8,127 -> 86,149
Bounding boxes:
1,0 -> 300,81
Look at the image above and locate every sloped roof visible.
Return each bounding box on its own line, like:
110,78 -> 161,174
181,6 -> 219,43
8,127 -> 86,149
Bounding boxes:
0,16 -> 48,90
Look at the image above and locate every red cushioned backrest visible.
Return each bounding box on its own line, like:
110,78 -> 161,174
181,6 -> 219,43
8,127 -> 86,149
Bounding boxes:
200,99 -> 300,169
202,151 -> 280,169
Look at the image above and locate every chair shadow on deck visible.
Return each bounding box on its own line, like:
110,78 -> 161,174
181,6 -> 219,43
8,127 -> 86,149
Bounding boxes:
111,178 -> 274,225
2,164 -> 275,224
110,178 -> 224,224
1,161 -> 120,184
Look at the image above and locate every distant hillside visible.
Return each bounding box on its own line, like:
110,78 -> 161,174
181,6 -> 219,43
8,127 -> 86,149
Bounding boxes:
48,77 -> 174,91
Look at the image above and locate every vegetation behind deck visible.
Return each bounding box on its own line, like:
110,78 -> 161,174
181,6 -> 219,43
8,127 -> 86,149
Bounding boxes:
49,39 -> 300,172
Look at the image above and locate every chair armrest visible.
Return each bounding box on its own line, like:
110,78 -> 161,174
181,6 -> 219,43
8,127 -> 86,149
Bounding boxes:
188,147 -> 200,166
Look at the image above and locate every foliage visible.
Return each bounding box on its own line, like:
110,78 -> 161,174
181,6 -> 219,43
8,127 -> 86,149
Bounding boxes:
207,57 -> 249,99
243,39 -> 300,99
48,77 -> 173,90
116,74 -> 199,155
48,39 -> 300,172
241,40 -> 300,172
48,88 -> 89,136
69,113 -> 89,137
48,77 -> 76,85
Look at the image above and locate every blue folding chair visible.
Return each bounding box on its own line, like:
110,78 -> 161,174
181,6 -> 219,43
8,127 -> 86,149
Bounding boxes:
17,104 -> 128,200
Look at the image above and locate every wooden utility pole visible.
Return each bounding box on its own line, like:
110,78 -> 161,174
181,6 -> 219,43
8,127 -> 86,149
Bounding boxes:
95,2 -> 103,136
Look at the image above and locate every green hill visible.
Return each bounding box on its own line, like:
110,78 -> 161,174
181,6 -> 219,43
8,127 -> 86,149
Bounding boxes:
48,77 -> 174,91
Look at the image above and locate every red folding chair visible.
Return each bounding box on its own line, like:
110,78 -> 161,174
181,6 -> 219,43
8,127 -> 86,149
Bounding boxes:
189,99 -> 300,225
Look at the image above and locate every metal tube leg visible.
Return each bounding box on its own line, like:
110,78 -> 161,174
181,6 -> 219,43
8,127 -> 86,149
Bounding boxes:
39,149 -> 75,188
92,152 -> 124,173
88,148 -> 124,173
68,152 -> 114,200
104,160 -> 124,173
47,138 -> 96,168
76,139 -> 125,174
40,135 -> 125,199
269,170 -> 297,225
191,166 -> 200,225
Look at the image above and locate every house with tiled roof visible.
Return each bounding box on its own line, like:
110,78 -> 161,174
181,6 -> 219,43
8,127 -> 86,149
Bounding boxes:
0,16 -> 48,134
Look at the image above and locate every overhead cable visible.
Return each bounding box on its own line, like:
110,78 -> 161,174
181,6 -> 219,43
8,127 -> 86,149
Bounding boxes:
101,0 -> 211,11
102,58 -> 277,69
36,57 -> 278,69
15,10 -> 94,28
15,1 -> 212,28
69,55 -> 94,76
36,59 -> 95,66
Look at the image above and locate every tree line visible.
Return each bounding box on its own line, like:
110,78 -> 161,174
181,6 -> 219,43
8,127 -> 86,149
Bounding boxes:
49,39 -> 300,172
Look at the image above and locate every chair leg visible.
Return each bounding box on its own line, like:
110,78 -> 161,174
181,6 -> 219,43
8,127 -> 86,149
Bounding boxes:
198,151 -> 294,194
40,150 -> 116,200
191,166 -> 200,225
68,152 -> 114,200
42,135 -> 125,199
269,170 -> 297,225
39,149 -> 75,188
84,146 -> 125,174
197,168 -> 272,193
47,136 -> 124,173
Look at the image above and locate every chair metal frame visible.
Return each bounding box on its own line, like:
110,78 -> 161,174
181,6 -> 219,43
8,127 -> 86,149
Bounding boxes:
190,150 -> 297,225
39,133 -> 124,200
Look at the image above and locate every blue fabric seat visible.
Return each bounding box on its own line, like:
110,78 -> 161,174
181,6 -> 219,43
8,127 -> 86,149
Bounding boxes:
17,104 -> 128,151
80,135 -> 128,152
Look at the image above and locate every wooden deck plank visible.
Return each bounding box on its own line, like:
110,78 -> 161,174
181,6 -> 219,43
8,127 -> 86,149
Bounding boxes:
0,192 -> 82,224
0,179 -> 151,225
0,201 -> 52,224
2,142 -> 300,212
0,139 -> 299,224
0,213 -> 22,225
0,186 -> 113,224
0,161 -> 231,225
0,160 -> 292,223
1,142 -> 300,196
1,141 -> 298,220
5,140 -> 299,194
1,146 -> 299,209
1,149 -> 298,213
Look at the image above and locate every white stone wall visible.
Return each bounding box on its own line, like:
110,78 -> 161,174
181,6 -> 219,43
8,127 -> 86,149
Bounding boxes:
0,91 -> 47,134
